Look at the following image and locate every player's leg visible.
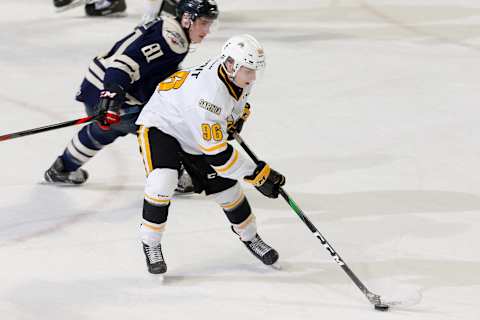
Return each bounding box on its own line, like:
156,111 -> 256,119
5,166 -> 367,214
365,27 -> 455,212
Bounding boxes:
44,121 -> 120,185
44,106 -> 136,185
182,154 -> 279,266
137,126 -> 182,274
212,182 -> 279,266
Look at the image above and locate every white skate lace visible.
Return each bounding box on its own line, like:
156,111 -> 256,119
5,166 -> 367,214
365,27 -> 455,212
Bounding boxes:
248,236 -> 271,257
145,244 -> 164,264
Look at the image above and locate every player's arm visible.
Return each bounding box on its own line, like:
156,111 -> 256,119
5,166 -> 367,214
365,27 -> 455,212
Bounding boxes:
191,116 -> 285,198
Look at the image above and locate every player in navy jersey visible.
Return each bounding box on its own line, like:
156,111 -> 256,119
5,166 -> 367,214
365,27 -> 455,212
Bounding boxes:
45,0 -> 218,190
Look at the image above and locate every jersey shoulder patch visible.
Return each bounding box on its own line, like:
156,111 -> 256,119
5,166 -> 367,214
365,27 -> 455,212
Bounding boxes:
162,17 -> 189,54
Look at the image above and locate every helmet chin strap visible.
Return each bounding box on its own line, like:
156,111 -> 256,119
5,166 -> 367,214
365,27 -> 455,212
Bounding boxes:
180,14 -> 194,43
222,61 -> 239,79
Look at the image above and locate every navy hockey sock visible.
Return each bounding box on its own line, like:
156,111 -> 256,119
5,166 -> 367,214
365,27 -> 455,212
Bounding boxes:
61,122 -> 118,172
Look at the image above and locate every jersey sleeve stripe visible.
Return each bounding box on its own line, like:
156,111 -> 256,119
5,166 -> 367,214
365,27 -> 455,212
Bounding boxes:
199,141 -> 228,154
85,71 -> 104,90
110,54 -> 141,83
212,149 -> 239,174
89,60 -> 106,80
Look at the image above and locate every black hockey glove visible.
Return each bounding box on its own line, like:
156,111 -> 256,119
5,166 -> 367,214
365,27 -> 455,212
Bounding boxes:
227,103 -> 251,140
96,84 -> 125,130
244,161 -> 286,199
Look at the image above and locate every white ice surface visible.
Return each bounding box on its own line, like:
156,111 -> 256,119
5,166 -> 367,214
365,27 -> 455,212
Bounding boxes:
1,0 -> 480,319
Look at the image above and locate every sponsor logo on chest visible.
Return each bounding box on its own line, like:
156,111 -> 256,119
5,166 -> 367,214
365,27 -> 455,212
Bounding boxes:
199,99 -> 222,115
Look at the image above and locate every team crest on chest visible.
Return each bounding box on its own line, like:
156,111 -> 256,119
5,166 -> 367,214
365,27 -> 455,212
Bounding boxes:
162,18 -> 188,54
165,30 -> 187,48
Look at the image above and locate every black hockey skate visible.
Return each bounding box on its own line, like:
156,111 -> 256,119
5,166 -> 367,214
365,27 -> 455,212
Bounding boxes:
44,157 -> 89,185
233,227 -> 279,266
142,242 -> 167,274
85,0 -> 126,16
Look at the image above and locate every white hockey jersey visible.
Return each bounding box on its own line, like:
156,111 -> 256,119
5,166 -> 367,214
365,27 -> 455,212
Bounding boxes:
136,56 -> 257,181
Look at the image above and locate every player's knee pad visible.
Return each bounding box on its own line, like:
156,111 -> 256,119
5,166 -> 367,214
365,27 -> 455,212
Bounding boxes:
144,168 -> 178,205
232,214 -> 257,242
142,168 -> 177,245
143,169 -> 177,224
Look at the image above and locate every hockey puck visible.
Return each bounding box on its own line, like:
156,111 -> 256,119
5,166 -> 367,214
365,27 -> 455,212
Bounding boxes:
374,303 -> 390,311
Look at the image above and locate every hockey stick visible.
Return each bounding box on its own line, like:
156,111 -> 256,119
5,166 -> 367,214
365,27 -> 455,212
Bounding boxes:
232,132 -> 393,311
0,115 -> 97,142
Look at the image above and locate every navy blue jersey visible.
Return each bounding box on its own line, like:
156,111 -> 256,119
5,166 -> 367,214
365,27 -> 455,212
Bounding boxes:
76,16 -> 189,111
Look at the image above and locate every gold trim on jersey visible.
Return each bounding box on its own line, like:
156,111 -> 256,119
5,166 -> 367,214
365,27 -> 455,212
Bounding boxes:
137,126 -> 154,175
218,64 -> 243,101
199,141 -> 228,154
213,149 -> 239,174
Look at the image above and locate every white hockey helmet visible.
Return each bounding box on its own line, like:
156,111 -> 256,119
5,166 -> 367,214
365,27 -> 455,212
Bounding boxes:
220,34 -> 266,77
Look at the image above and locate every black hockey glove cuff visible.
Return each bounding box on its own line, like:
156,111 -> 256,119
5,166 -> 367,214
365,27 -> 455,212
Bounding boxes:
98,84 -> 125,114
96,84 -> 125,129
244,161 -> 286,199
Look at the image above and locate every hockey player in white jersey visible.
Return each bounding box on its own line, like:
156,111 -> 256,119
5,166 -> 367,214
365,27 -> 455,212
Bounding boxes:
136,34 -> 286,274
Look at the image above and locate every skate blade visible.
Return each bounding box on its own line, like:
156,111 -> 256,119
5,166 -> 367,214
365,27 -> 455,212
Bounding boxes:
92,12 -> 128,18
269,262 -> 282,270
148,274 -> 165,282
38,181 -> 84,187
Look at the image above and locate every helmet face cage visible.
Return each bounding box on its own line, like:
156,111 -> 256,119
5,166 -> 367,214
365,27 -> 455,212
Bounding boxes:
176,0 -> 219,21
221,34 -> 266,78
